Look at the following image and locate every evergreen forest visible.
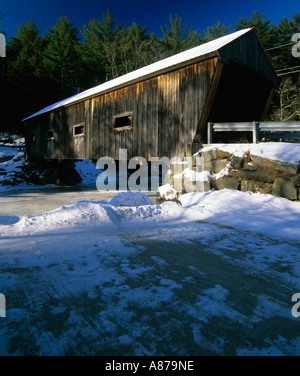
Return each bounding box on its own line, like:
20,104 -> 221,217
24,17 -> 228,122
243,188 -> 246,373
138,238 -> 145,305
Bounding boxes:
0,10 -> 299,132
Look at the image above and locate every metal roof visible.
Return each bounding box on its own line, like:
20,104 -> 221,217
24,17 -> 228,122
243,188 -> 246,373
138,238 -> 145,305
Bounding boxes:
23,28 -> 253,121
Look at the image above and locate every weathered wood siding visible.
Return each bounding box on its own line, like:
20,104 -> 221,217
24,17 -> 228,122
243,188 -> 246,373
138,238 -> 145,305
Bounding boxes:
218,30 -> 278,86
26,57 -> 219,161
25,29 -> 279,162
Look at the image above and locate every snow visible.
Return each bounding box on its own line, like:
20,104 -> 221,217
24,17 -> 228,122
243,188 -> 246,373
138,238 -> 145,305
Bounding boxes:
200,142 -> 300,165
22,28 -> 252,121
74,160 -> 100,186
179,189 -> 300,240
109,191 -> 153,207
1,139 -> 300,356
1,189 -> 300,355
175,168 -> 213,182
0,146 -> 26,186
156,183 -> 178,200
2,188 -> 300,243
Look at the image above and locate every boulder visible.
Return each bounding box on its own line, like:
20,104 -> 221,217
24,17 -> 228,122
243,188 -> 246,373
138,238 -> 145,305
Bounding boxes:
240,180 -> 272,195
231,167 -> 280,183
230,155 -> 244,169
243,162 -> 257,171
203,159 -> 228,173
156,184 -> 179,204
251,155 -> 299,175
292,175 -> 300,188
183,178 -> 211,193
272,178 -> 298,201
199,148 -> 218,163
217,149 -> 232,160
213,175 -> 240,191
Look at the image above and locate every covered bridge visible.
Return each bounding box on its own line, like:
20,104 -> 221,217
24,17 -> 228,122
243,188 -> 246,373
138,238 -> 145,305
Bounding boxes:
23,28 -> 279,162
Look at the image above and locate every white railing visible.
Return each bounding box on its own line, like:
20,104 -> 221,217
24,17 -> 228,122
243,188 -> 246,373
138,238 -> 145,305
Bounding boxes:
207,121 -> 300,144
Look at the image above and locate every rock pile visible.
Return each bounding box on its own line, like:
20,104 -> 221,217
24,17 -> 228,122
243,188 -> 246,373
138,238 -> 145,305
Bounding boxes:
196,146 -> 300,201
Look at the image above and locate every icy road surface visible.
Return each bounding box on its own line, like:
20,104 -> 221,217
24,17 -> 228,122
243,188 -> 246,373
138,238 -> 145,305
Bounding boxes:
0,189 -> 300,355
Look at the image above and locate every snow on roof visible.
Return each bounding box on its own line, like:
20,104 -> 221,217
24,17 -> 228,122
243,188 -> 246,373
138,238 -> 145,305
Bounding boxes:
23,28 -> 252,121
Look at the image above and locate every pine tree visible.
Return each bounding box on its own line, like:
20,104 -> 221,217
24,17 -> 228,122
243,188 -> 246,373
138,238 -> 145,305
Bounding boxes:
234,10 -> 273,49
269,12 -> 300,72
97,10 -> 121,80
81,10 -> 120,83
263,13 -> 300,121
80,17 -> 107,86
0,20 -> 47,131
118,23 -> 158,74
159,14 -> 199,58
43,17 -> 81,98
7,20 -> 45,83
200,21 -> 231,43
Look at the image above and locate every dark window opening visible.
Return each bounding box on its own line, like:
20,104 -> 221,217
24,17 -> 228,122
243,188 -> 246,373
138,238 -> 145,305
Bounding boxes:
114,113 -> 133,133
47,130 -> 54,140
73,123 -> 85,136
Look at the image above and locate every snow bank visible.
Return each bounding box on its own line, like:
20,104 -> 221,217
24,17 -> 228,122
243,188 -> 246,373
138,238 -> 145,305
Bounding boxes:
1,190 -> 300,241
11,200 -> 116,234
200,142 -> 300,165
179,189 -> 300,240
109,191 -> 153,206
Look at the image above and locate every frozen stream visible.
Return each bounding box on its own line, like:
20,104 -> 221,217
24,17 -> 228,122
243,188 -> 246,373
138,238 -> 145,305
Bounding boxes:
0,186 -> 300,355
0,185 -> 156,218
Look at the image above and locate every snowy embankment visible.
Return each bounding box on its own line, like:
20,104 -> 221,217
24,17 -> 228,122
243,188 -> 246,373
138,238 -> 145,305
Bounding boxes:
200,142 -> 300,165
1,190 -> 300,242
0,139 -> 300,240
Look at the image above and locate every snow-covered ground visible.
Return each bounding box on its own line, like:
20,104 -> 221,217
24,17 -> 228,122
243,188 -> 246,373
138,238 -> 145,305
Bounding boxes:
1,189 -> 300,355
1,140 -> 300,355
0,145 -> 26,186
